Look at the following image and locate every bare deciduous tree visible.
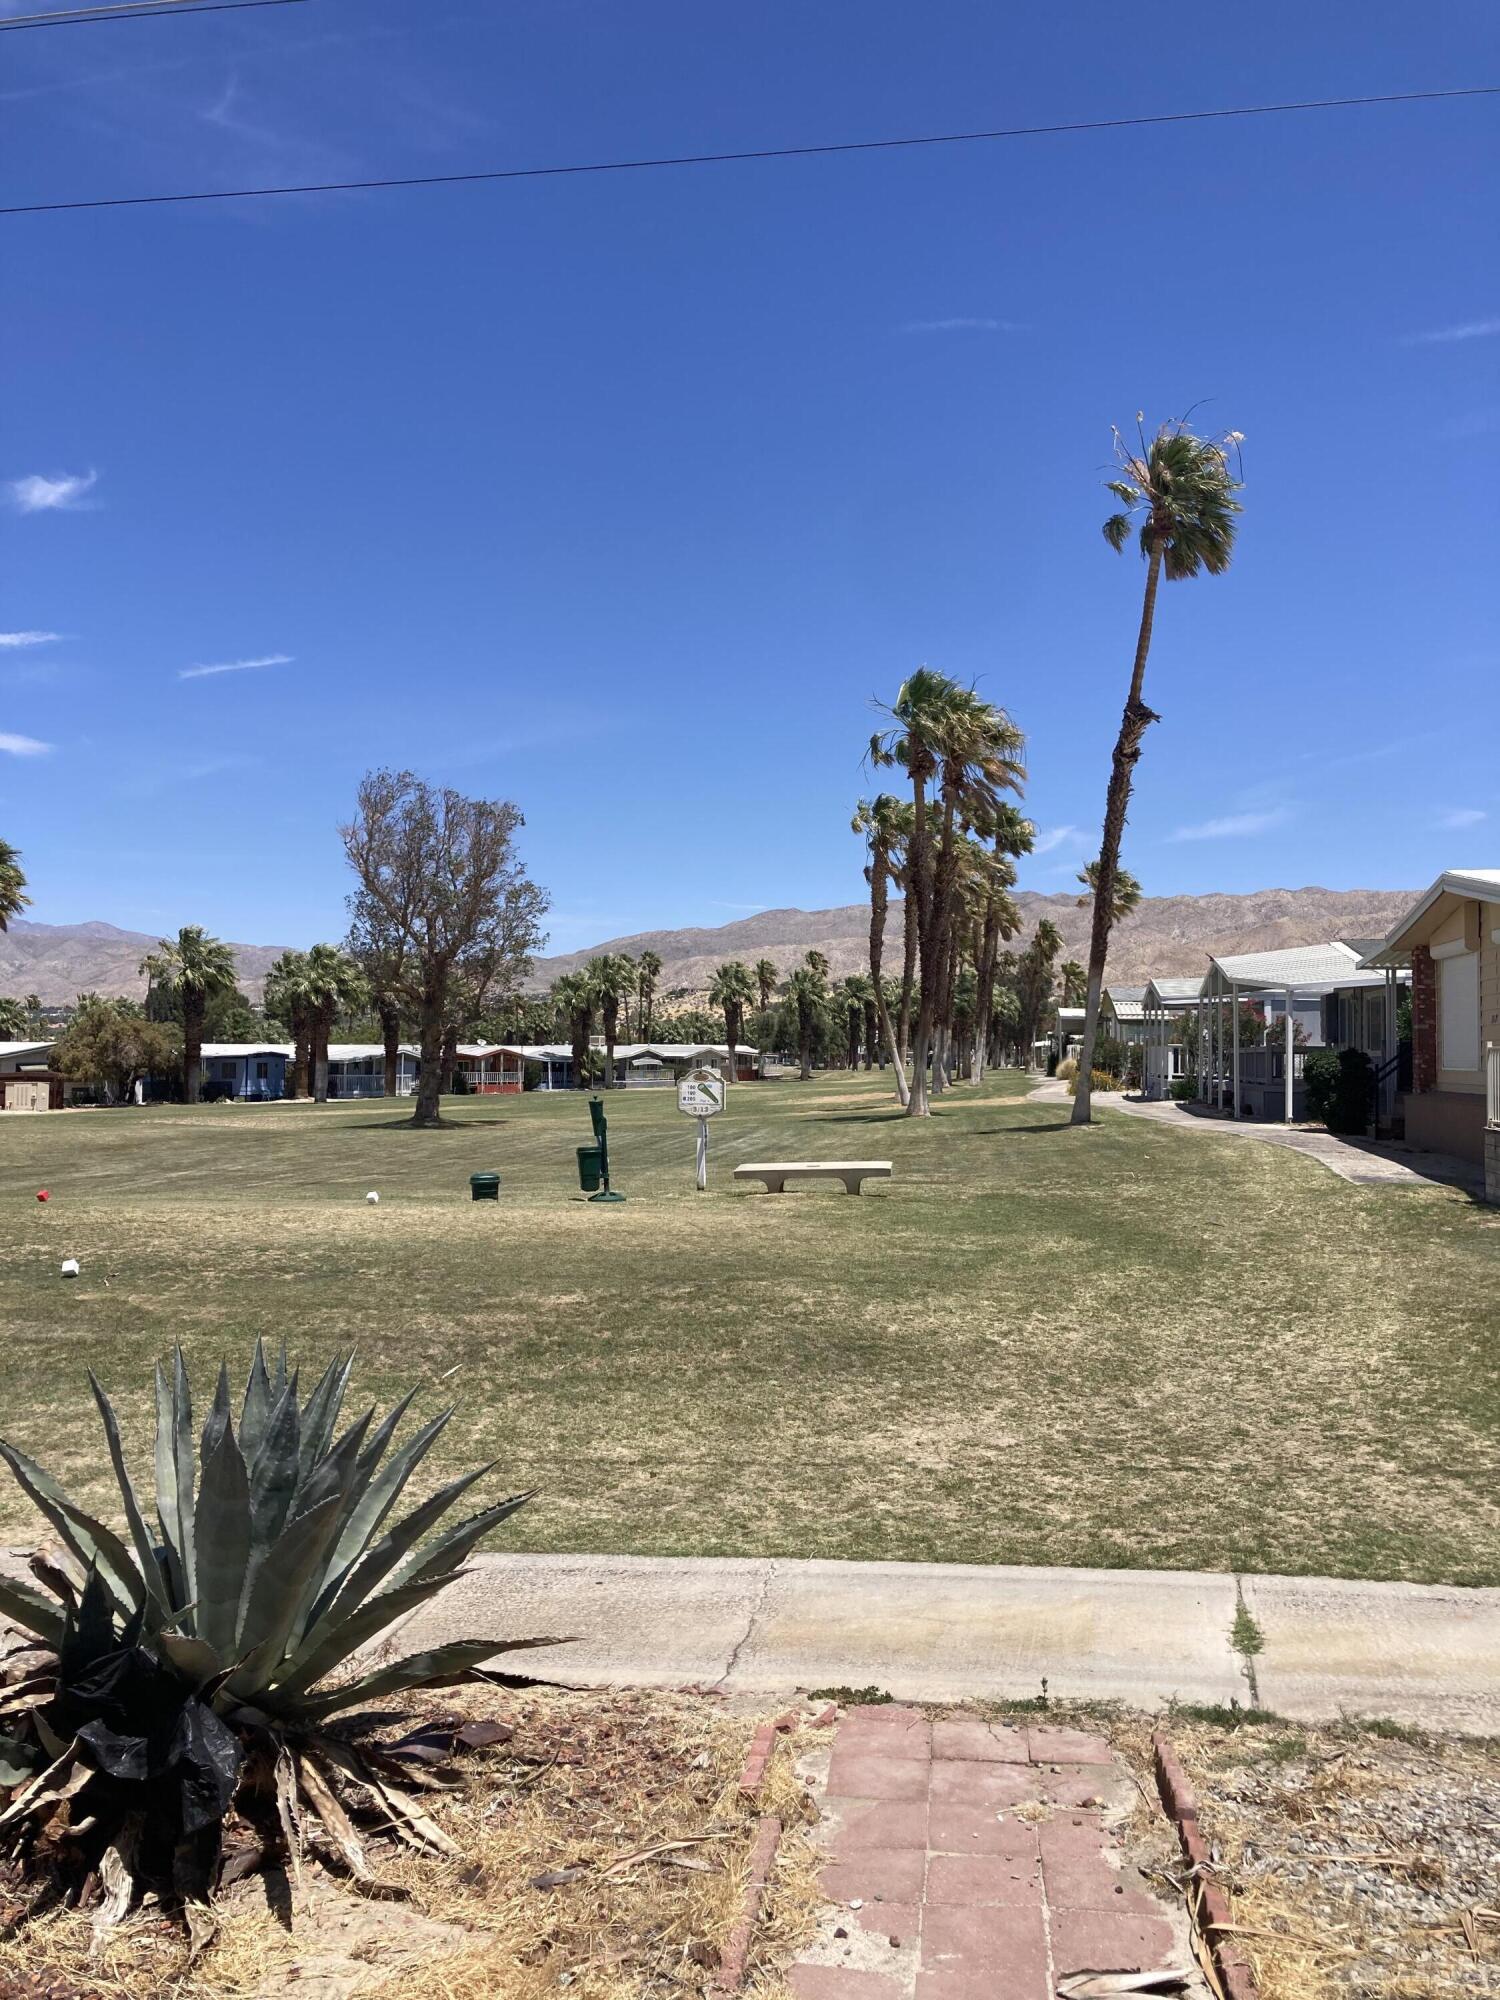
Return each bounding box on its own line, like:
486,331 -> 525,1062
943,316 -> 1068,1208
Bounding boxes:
342,770 -> 548,1128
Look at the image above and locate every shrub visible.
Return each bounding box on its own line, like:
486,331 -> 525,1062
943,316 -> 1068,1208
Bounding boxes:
1093,1035 -> 1129,1081
0,1345 -> 563,1918
1169,1076 -> 1197,1101
1056,1056 -> 1078,1081
1305,1046 -> 1375,1134
1065,1068 -> 1120,1096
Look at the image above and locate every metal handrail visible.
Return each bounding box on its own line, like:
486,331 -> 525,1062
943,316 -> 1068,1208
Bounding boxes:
1487,1043 -> 1499,1129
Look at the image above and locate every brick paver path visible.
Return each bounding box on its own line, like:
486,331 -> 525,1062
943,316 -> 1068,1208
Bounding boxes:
789,1706 -> 1185,1999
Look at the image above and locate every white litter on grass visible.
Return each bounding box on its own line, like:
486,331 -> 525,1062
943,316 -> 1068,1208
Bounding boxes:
60,1258 -> 80,1278
365,1190 -> 380,1205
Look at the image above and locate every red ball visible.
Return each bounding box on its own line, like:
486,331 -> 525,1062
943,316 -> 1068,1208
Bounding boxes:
36,1190 -> 50,1202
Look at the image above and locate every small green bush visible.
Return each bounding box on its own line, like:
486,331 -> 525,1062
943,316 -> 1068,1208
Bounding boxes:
1169,1076 -> 1197,1101
1093,1034 -> 1129,1080
1305,1045 -> 1375,1133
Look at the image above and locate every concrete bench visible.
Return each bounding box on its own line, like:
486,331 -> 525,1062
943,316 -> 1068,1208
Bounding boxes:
734,1160 -> 892,1196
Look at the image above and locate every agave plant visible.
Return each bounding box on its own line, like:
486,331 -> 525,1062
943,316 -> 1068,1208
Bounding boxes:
0,1344 -> 562,1919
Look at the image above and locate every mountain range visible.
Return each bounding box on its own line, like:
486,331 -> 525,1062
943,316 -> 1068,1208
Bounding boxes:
2,888 -> 1417,1010
522,886 -> 1417,996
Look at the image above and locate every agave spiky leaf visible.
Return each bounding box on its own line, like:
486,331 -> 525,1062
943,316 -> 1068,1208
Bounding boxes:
154,1351 -> 196,1613
238,1339 -> 274,1462
193,1392 -> 251,1659
0,1441 -> 144,1625
0,1575 -> 66,1649
294,1637 -> 566,1721
87,1371 -> 172,1630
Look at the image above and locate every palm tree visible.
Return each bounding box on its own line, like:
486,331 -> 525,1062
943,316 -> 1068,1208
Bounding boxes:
553,972 -> 594,1090
872,671 -> 1025,1114
264,951 -> 314,1099
23,993 -> 41,1034
787,963 -> 825,1081
139,925 -> 237,1104
1073,418 -> 1242,1125
587,953 -> 636,1087
708,960 -> 755,1080
753,957 -> 778,1014
1059,960 -> 1087,1007
636,951 -> 663,1039
839,974 -> 872,1070
303,944 -> 369,1102
852,794 -> 912,1104
1076,861 -> 1142,929
0,841 -> 29,932
804,948 -> 829,981
1015,918 -> 1063,1069
0,997 -> 27,1038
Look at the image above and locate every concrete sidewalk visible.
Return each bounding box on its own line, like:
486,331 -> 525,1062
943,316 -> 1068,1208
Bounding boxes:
1029,1075 -> 1483,1193
392,1553 -> 1500,1734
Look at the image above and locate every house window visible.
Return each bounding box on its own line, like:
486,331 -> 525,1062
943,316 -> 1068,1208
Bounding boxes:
1437,951 -> 1480,1073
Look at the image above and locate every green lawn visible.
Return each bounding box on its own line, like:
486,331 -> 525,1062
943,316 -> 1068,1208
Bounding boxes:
1,1074 -> 1496,1585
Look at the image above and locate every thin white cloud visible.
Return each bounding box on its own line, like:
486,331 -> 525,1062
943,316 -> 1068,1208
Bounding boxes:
0,732 -> 52,756
1168,807 -> 1292,843
1407,317 -> 1500,344
1435,806 -> 1487,829
8,470 -> 98,514
1030,824 -> 1084,856
178,653 -> 292,681
901,316 -> 1025,334
0,631 -> 62,648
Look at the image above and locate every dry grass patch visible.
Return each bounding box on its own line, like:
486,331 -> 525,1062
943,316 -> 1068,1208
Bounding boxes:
0,1687 -> 823,2000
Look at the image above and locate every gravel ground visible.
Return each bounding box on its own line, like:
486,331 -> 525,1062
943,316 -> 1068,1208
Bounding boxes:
1159,1716 -> 1500,1998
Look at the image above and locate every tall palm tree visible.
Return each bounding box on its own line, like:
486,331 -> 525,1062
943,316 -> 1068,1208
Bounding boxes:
753,958 -> 778,1014
0,841 -> 30,932
139,925 -> 237,1104
852,794 -> 912,1104
708,960 -> 755,1079
787,963 -> 825,1082
24,993 -> 41,1034
264,950 -> 314,1099
804,948 -> 829,981
872,671 -> 1025,1115
0,997 -> 28,1038
1059,960 -> 1087,1007
587,953 -> 636,1087
1073,418 -> 1242,1124
636,951 -> 663,1040
552,972 -> 594,1090
303,944 -> 369,1103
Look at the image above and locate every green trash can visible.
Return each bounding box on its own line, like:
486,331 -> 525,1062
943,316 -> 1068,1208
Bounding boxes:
575,1144 -> 603,1193
469,1171 -> 501,1202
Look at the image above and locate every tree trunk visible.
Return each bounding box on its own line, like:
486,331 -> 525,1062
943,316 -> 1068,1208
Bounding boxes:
572,1014 -> 588,1088
184,994 -> 203,1104
799,1011 -> 813,1081
380,1000 -> 401,1097
313,1005 -> 331,1103
411,977 -> 446,1128
441,1024 -> 459,1095
864,998 -> 877,1070
869,847 -> 909,1104
898,888 -> 917,1063
1072,541 -> 1163,1126
602,999 -> 618,1087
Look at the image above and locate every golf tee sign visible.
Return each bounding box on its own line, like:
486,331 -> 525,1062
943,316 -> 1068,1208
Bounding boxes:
678,1065 -> 724,1191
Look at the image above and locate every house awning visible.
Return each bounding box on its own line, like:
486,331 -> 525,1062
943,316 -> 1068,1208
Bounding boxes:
1358,868 -> 1500,967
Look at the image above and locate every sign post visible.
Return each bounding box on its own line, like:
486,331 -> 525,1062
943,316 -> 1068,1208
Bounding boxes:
677,1065 -> 725,1191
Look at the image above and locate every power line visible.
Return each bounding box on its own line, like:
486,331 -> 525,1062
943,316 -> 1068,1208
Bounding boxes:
2,82 -> 1494,217
0,0 -> 306,29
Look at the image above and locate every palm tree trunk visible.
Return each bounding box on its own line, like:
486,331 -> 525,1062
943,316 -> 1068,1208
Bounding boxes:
412,978 -> 446,1128
863,998 -> 877,1070
869,846 -> 910,1105
898,892 -> 917,1065
380,1000 -> 401,1097
184,993 -> 204,1104
313,1005 -> 331,1103
603,1000 -> 617,1087
799,1007 -> 813,1081
1072,541 -> 1163,1126
572,1013 -> 588,1088
290,1014 -> 310,1099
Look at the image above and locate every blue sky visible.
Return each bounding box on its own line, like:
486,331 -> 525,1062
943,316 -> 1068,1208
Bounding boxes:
2,1 -> 1497,954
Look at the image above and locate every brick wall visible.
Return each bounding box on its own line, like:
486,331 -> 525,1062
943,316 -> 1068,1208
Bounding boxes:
1412,945 -> 1437,1093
